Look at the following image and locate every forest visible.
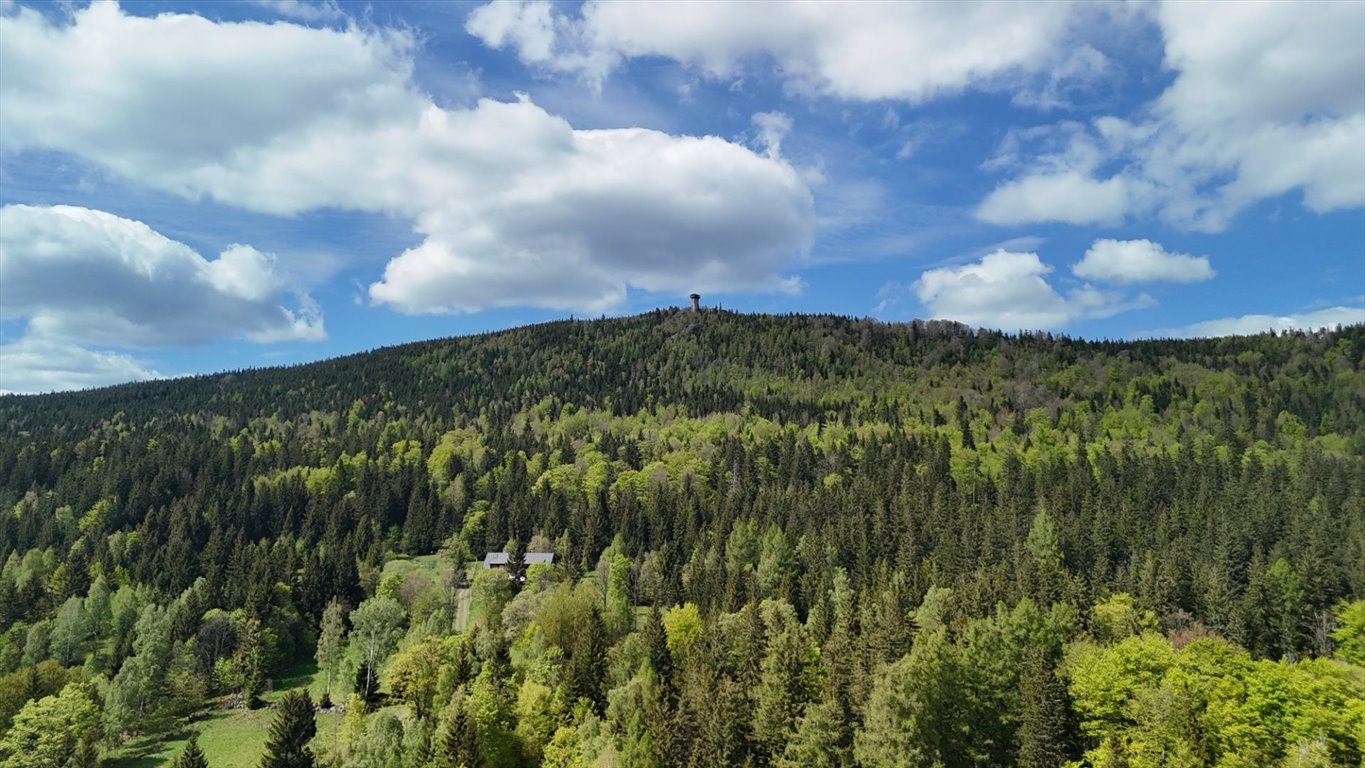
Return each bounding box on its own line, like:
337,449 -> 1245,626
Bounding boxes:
0,309 -> 1362,768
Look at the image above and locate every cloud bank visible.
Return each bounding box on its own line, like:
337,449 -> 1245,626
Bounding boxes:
1163,307 -> 1365,339
467,1 -> 1097,102
0,204 -> 323,392
0,2 -> 813,315
978,1 -> 1365,231
912,249 -> 1149,331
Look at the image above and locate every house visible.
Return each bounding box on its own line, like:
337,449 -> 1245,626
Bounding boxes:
482,551 -> 555,569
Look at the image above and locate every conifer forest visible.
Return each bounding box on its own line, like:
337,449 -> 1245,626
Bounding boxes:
1,310 -> 1363,768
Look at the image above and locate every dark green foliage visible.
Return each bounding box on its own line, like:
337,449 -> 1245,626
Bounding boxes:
174,735 -> 210,768
1015,650 -> 1076,768
439,703 -> 478,768
260,690 -> 316,768
564,604 -> 607,713
0,313 -> 1362,766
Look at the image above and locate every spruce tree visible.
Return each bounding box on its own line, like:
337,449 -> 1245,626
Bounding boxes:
565,604 -> 607,712
173,735 -> 209,768
1015,649 -> 1075,768
440,704 -> 479,768
260,690 -> 316,768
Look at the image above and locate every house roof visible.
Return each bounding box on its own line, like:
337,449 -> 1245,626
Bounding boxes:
482,551 -> 555,567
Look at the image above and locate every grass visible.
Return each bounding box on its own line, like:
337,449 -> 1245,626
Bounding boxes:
106,660 -> 341,768
107,551 -> 470,766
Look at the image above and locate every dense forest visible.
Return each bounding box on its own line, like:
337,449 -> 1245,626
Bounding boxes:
1,309 -> 1362,768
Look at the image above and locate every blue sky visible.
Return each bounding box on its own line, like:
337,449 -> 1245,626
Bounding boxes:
1,0 -> 1362,393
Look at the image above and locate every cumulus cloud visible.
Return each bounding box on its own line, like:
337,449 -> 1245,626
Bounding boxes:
979,1 -> 1365,230
1073,239 -> 1213,284
0,338 -> 162,395
0,3 -> 812,314
912,249 -> 1151,330
1160,306 -> 1365,338
466,0 -> 1098,102
976,171 -> 1136,226
0,204 -> 324,347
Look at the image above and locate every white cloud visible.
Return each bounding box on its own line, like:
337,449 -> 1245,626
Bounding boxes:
0,204 -> 325,347
251,0 -> 345,23
976,171 -> 1136,226
467,0 -> 1099,103
1073,239 -> 1213,284
0,3 -> 813,314
979,1 -> 1365,230
1011,44 -> 1109,111
1161,306 -> 1365,338
912,249 -> 1149,330
752,111 -> 793,159
0,337 -> 162,395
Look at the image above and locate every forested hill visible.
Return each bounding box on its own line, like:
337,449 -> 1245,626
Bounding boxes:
2,312 -> 1364,768
6,310 -> 1365,442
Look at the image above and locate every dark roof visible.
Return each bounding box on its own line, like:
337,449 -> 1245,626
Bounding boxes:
482,551 -> 555,567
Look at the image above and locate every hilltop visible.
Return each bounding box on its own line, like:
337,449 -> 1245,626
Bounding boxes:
2,312 -> 1363,767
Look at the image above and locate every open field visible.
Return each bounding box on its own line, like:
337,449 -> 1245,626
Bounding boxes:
106,661 -> 341,768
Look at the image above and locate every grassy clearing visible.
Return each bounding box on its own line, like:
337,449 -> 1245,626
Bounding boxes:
106,660 -> 340,768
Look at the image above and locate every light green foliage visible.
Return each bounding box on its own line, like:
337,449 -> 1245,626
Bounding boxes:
661,603 -> 701,661
49,595 -> 90,666
465,665 -> 522,768
0,681 -> 101,768
1025,506 -> 1065,603
757,525 -> 796,600
0,660 -> 72,733
725,520 -> 760,579
315,599 -> 347,705
84,575 -> 111,660
513,677 -> 560,763
753,599 -> 818,760
532,582 -> 596,654
913,585 -> 954,634
604,554 -> 633,639
1067,633 -> 1176,738
775,697 -> 849,768
165,641 -> 208,715
1265,558 -> 1308,657
540,726 -> 588,768
348,596 -> 405,700
853,628 -> 962,768
21,620 -> 50,667
1091,593 -> 1159,644
468,569 -> 511,630
105,602 -> 174,737
354,709 -> 404,768
234,615 -> 266,708
1332,600 -> 1365,665
1069,633 -> 1365,767
385,635 -> 447,719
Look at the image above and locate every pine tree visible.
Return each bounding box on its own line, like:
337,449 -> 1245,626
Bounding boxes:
260,690 -> 317,768
565,604 -> 607,712
1015,649 -> 1075,768
440,703 -> 479,768
775,697 -> 848,768
174,735 -> 210,768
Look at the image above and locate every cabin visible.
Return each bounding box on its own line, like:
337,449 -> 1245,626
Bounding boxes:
482,551 -> 555,570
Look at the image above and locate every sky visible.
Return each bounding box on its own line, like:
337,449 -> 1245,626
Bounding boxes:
1,0 -> 1362,393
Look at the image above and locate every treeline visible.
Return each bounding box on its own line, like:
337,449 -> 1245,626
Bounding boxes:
0,312 -> 1362,766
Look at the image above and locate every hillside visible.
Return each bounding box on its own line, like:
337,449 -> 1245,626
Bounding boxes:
2,311 -> 1364,767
